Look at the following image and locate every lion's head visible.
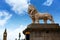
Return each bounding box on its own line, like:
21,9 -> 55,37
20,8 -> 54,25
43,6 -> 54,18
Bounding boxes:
28,4 -> 38,17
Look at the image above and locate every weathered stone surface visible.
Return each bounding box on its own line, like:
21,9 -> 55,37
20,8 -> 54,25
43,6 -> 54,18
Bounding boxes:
30,31 -> 60,40
23,23 -> 60,40
27,23 -> 59,28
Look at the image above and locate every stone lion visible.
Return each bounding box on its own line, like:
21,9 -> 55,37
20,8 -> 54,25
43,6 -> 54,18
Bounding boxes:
28,4 -> 54,24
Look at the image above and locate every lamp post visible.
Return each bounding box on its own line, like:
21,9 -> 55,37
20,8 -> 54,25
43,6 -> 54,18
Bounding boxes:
15,38 -> 17,40
18,33 -> 21,40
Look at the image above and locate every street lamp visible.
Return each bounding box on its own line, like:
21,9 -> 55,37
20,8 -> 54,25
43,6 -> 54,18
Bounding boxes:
15,38 -> 17,40
18,33 -> 21,40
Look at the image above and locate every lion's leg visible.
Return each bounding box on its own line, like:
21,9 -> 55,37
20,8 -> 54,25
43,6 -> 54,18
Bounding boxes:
35,19 -> 39,23
44,17 -> 47,24
44,20 -> 47,24
50,19 -> 54,24
32,18 -> 35,23
49,17 -> 54,24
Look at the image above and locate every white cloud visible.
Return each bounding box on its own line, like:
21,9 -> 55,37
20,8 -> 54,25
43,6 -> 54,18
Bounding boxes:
0,29 -> 4,40
7,25 -> 27,40
43,0 -> 54,6
5,0 -> 30,15
0,11 -> 12,26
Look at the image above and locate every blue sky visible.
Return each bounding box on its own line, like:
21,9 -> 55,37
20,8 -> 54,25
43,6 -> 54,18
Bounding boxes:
0,0 -> 60,40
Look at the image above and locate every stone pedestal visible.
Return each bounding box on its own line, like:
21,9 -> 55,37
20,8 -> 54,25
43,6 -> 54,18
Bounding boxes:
23,23 -> 60,40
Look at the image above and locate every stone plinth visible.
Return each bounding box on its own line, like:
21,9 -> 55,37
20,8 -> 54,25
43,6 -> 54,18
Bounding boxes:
23,23 -> 60,40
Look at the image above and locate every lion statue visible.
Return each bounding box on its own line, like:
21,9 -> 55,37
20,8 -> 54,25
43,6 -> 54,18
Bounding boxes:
28,4 -> 54,24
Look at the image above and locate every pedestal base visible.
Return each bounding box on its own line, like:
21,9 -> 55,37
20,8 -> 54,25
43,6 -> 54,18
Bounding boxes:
23,23 -> 60,40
